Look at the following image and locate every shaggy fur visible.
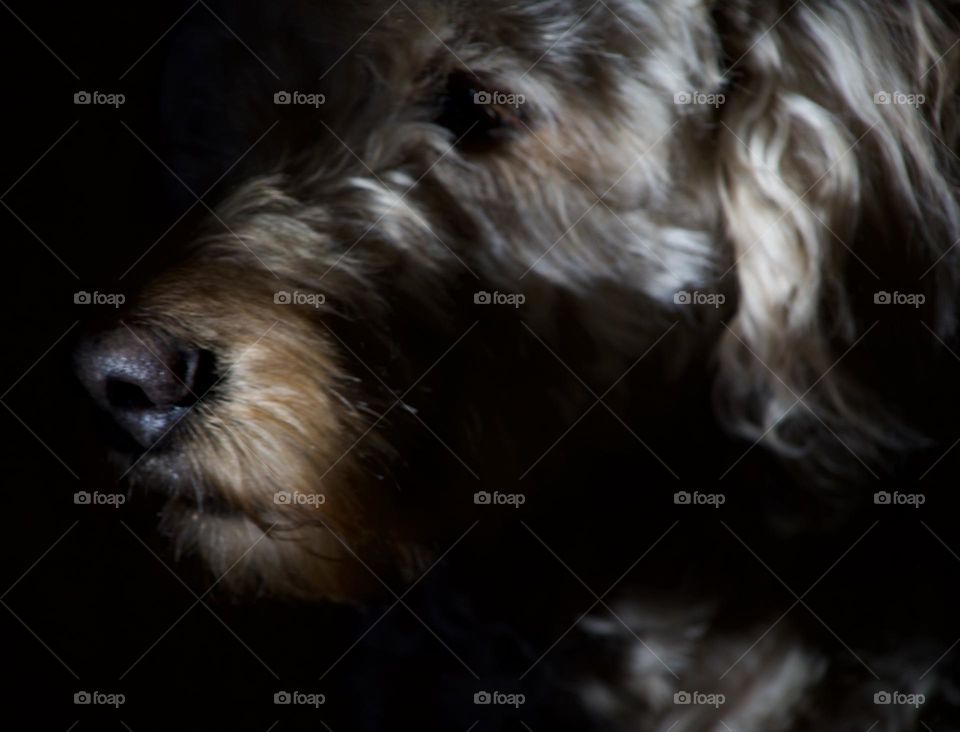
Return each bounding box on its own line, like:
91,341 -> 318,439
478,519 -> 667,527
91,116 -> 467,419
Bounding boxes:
77,1 -> 960,729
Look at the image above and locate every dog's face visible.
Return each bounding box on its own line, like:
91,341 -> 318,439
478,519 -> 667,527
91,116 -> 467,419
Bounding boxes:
74,0 -> 960,600
75,0 -> 728,601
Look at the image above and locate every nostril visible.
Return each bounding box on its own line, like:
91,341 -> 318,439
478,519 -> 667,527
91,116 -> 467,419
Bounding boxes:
105,378 -> 158,411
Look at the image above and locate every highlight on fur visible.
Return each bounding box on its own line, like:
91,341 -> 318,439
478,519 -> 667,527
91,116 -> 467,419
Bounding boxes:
713,0 -> 960,479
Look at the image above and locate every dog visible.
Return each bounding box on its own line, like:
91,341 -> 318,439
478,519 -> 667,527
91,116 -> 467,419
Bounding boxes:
74,1 -> 960,729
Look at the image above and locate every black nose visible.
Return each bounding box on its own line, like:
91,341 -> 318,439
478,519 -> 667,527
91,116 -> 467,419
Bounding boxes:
74,327 -> 208,449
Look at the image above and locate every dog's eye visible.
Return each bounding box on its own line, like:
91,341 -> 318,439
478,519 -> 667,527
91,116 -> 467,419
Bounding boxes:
435,71 -> 526,147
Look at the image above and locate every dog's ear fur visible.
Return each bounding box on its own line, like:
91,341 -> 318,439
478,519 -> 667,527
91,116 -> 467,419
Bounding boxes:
712,0 -> 960,478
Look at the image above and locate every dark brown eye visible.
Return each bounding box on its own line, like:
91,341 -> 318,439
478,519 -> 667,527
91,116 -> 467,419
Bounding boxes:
435,70 -> 526,147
